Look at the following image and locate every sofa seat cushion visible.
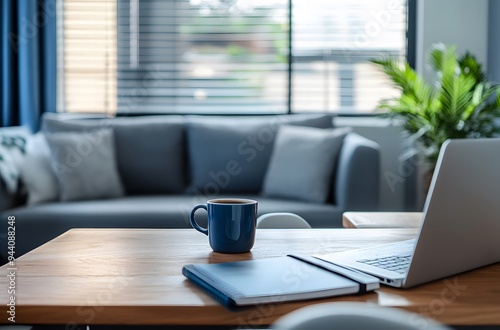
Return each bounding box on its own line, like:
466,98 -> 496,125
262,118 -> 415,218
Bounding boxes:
8,194 -> 342,228
5,195 -> 342,261
9,196 -> 197,229
42,114 -> 186,195
186,114 -> 334,195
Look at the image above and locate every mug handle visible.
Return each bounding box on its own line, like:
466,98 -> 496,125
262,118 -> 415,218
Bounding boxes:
190,204 -> 209,236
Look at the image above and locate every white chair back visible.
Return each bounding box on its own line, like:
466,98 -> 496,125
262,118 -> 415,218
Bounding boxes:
272,302 -> 451,330
257,212 -> 311,229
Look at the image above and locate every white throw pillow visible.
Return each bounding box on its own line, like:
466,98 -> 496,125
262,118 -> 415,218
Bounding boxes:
19,132 -> 59,204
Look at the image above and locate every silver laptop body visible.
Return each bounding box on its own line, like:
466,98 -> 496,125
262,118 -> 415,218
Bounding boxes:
319,138 -> 500,288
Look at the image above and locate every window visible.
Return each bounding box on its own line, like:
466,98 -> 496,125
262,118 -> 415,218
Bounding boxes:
59,0 -> 408,114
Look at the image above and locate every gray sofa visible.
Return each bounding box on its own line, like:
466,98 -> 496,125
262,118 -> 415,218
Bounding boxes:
0,113 -> 380,262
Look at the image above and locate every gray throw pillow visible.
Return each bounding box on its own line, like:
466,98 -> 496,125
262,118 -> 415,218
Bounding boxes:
262,126 -> 351,203
186,114 -> 334,195
45,129 -> 125,202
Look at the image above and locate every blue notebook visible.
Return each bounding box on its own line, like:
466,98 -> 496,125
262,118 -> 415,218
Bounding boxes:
182,254 -> 379,308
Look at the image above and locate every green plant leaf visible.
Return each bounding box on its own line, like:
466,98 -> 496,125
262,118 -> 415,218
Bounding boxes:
372,43 -> 500,164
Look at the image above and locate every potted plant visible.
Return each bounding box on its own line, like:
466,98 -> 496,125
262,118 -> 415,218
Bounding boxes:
372,43 -> 500,166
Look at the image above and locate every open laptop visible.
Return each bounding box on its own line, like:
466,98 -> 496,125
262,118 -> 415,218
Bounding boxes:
318,138 -> 500,288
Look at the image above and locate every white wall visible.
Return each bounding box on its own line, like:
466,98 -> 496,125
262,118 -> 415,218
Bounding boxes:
488,0 -> 500,83
416,0 -> 489,80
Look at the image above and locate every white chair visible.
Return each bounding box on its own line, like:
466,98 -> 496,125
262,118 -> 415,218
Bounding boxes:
256,212 -> 311,229
272,302 -> 451,330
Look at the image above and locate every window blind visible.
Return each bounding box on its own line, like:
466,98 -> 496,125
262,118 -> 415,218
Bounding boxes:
116,0 -> 289,114
60,0 -> 116,113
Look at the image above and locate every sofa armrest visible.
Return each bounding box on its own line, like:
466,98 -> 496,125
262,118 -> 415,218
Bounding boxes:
334,133 -> 380,211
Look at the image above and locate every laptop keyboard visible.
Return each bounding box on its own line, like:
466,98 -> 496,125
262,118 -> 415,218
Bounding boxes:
357,255 -> 411,274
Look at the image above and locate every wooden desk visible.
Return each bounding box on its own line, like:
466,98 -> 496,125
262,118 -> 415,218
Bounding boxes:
1,228 -> 499,327
343,212 -> 423,228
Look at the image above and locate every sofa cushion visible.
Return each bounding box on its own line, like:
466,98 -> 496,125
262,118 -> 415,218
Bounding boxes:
45,129 -> 125,201
186,114 -> 333,194
262,126 -> 350,203
42,114 -> 186,194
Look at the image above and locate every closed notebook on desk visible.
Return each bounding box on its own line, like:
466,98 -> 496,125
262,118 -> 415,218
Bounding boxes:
182,254 -> 379,308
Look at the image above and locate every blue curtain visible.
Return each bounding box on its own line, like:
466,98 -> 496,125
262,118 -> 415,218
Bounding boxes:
1,0 -> 57,132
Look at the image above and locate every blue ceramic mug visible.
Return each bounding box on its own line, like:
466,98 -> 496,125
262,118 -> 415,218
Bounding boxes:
190,198 -> 258,253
